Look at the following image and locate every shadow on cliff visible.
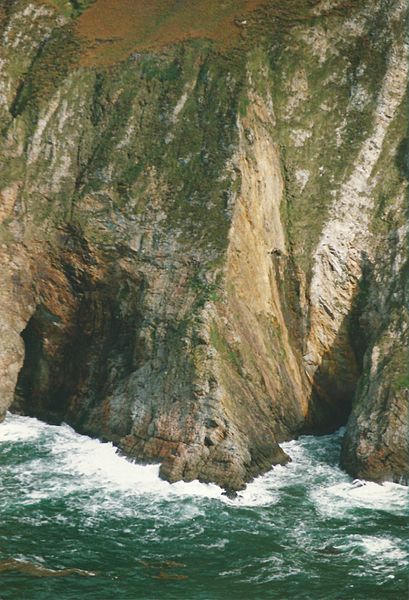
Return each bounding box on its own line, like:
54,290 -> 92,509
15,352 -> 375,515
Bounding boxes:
304,123 -> 409,438
302,256 -> 373,436
12,226 -> 146,442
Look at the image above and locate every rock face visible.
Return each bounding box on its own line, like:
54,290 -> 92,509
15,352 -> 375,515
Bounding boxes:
0,0 -> 408,490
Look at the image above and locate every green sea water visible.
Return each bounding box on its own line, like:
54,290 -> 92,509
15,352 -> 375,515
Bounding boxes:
0,413 -> 407,600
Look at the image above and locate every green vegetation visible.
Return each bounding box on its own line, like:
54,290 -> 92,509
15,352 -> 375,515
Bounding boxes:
210,325 -> 243,371
74,0 -> 266,66
258,1 -> 394,272
44,0 -> 95,18
395,371 -> 409,391
188,273 -> 222,308
389,344 -> 409,392
70,0 -> 365,67
371,97 -> 408,235
11,25 -> 82,117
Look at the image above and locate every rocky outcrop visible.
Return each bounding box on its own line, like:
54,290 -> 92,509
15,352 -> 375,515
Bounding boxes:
0,0 -> 408,490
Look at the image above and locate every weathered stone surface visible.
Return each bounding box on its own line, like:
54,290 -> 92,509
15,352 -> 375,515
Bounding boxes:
0,0 -> 407,489
341,221 -> 409,484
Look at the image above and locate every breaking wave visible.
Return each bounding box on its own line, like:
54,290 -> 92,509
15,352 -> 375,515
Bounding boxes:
1,413 -> 407,600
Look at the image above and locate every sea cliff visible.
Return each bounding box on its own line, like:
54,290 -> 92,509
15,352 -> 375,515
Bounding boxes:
1,0 -> 407,489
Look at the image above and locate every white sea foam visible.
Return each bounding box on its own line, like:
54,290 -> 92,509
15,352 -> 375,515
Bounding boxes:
312,480 -> 408,517
1,413 -> 408,598
231,479 -> 279,507
1,414 -> 226,508
358,536 -> 407,561
0,415 -> 42,442
335,534 -> 409,577
1,414 -> 408,518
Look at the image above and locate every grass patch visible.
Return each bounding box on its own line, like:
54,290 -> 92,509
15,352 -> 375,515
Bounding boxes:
43,0 -> 96,18
11,25 -> 81,117
74,0 -> 267,66
188,274 -> 222,307
72,0 -> 358,66
210,325 -> 243,371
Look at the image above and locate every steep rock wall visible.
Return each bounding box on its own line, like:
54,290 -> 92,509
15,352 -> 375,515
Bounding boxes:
0,0 -> 407,489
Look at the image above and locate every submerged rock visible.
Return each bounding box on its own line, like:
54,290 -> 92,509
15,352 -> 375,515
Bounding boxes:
0,559 -> 96,578
317,546 -> 343,556
151,571 -> 189,581
140,560 -> 187,569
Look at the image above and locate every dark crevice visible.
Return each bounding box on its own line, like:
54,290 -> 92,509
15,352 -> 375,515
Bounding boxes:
12,243 -> 146,443
14,303 -> 84,424
303,260 -> 373,436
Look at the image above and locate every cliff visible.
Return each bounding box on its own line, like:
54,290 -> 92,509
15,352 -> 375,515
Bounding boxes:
0,0 -> 407,490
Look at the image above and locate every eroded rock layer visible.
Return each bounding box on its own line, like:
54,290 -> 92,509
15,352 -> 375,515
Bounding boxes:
0,0 -> 407,489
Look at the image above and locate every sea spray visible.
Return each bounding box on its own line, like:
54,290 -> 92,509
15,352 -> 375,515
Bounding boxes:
1,413 -> 407,599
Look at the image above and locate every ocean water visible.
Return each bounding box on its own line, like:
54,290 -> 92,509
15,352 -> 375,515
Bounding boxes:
0,413 -> 407,599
